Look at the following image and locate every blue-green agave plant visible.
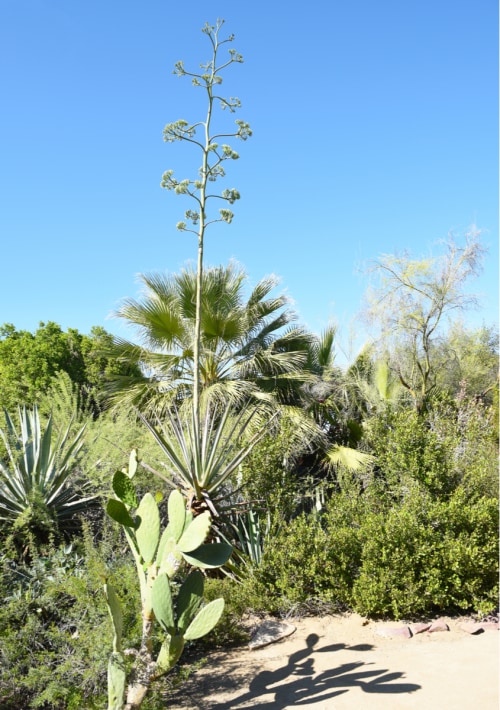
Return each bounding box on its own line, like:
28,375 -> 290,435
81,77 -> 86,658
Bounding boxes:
0,406 -> 94,535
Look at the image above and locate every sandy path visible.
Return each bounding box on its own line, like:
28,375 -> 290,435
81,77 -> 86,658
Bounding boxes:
167,614 -> 499,709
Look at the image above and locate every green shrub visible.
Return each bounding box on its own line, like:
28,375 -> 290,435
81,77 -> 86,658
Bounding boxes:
365,396 -> 498,501
352,487 -> 499,619
201,576 -> 259,646
237,418 -> 312,518
427,490 -> 499,614
250,490 -> 365,614
243,480 -> 498,621
255,513 -> 337,612
0,523 -> 141,709
366,408 -> 457,498
352,492 -> 437,618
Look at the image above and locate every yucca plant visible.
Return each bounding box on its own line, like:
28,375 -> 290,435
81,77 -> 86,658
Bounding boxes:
140,402 -> 276,517
0,405 -> 94,542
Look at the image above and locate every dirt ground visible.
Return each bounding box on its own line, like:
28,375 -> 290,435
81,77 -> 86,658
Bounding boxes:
167,614 -> 499,709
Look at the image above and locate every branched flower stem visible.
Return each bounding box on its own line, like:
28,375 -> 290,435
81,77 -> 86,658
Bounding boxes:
162,19 -> 251,461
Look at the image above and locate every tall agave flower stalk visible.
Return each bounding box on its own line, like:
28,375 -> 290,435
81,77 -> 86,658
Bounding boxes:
161,19 -> 251,462
102,23 -> 258,708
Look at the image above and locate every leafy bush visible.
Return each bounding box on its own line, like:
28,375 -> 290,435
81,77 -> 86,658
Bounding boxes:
252,513 -> 336,612
352,487 -> 499,618
428,395 -> 498,499
245,480 -> 498,620
249,488 -> 365,614
366,408 -> 456,497
201,577 -> 258,647
233,421 -> 302,514
365,396 -> 498,500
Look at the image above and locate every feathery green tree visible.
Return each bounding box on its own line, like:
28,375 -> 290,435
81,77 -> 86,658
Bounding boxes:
364,231 -> 484,412
0,322 -> 139,414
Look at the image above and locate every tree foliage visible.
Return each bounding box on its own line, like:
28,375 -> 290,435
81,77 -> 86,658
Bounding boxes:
0,322 -> 139,414
431,322 -> 499,403
364,230 -> 485,411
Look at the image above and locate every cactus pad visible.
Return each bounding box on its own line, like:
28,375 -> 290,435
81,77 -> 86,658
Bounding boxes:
184,598 -> 225,640
177,511 -> 211,552
177,570 -> 204,633
135,493 -> 160,564
167,489 -> 187,540
151,573 -> 175,634
112,470 -> 138,508
181,542 -> 232,568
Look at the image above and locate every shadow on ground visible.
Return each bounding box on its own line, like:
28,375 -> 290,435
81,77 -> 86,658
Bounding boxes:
167,633 -> 421,709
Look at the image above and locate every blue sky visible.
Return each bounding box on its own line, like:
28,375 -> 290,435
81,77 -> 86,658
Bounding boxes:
1,0 -> 498,361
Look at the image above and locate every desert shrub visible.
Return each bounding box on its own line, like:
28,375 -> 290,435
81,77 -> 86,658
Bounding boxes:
81,407 -> 170,499
352,490 -> 437,619
249,488 -> 366,614
352,486 -> 499,619
254,513 -> 337,612
237,418 -> 314,518
200,576 -> 261,647
365,395 -> 498,501
244,477 -> 498,620
321,487 -> 368,599
366,408 -> 457,498
425,489 -> 499,613
0,522 -> 141,709
428,395 -> 498,499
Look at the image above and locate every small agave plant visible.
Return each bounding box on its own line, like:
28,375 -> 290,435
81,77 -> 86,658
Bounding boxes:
0,405 -> 91,542
105,450 -> 232,710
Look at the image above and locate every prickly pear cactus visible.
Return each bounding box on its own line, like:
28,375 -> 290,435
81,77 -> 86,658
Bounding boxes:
150,571 -> 224,661
103,450 -> 232,709
107,652 -> 126,710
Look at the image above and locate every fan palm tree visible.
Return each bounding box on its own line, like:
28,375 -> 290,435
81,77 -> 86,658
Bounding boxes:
299,327 -> 374,474
346,345 -> 405,417
105,263 -> 315,415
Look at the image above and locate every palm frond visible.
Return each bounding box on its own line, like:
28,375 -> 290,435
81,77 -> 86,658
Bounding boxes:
324,444 -> 374,473
106,264 -> 316,414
